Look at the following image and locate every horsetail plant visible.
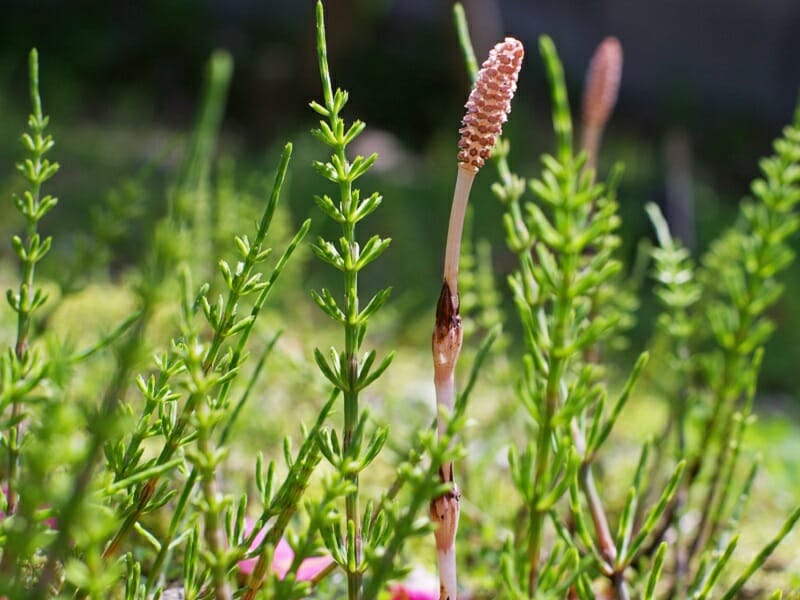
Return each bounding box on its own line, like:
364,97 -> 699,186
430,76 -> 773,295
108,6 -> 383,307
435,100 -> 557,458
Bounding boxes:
580,37 -> 623,173
2,49 -> 142,596
102,139 -> 312,599
4,49 -> 59,518
690,111 -> 800,561
101,50 -> 237,563
433,36 -> 523,600
4,5 -> 800,598
449,5 -> 800,596
639,103 -> 800,597
500,36 -> 658,598
13,46 -> 315,597
644,201 -> 700,595
454,10 -> 677,597
135,143 -> 310,599
0,50 -> 104,592
309,2 -> 394,598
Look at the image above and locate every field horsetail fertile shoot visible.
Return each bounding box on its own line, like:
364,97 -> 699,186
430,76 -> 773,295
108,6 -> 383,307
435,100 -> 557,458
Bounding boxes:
431,37 -> 524,600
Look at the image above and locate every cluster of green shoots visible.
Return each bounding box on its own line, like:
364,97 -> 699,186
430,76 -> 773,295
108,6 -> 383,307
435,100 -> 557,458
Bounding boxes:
1,2 -> 800,599
450,6 -> 800,599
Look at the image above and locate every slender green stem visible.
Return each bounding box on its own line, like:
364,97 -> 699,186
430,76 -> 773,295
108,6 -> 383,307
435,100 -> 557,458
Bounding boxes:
1,50 -> 64,582
672,363 -> 690,596
688,171 -> 787,560
453,3 -> 478,83
528,267 -> 573,594
7,256 -> 35,517
116,367 -> 170,479
147,467 -> 195,592
526,373 -> 555,592
310,4 -> 391,596
340,162 -> 363,600
196,404 -> 232,600
7,49 -> 51,518
687,321 -> 751,562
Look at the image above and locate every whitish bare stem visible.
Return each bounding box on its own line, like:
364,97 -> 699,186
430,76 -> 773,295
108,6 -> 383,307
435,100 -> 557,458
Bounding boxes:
431,34 -> 523,600
581,126 -> 603,174
443,166 -> 476,311
430,479 -> 461,600
431,282 -> 463,600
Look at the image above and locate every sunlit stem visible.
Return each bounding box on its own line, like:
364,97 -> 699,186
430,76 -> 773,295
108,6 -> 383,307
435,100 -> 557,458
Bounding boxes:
443,166 -> 477,294
430,163 -> 477,600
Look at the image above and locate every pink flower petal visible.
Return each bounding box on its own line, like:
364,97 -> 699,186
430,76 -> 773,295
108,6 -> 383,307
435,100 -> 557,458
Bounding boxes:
388,584 -> 440,600
270,538 -> 294,579
237,519 -> 333,582
389,567 -> 439,600
296,554 -> 334,581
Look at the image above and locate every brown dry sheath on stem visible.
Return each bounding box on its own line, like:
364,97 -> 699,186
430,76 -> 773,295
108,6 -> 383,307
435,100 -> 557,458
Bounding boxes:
432,36 -> 523,600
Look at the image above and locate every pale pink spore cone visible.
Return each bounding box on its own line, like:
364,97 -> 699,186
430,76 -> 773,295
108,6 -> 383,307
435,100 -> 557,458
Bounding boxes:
582,36 -> 623,131
457,37 -> 524,172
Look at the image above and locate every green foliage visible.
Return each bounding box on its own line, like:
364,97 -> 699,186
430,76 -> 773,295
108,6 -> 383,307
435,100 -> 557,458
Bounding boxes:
0,3 -> 799,599
3,48 -> 60,521
485,35 -> 655,598
0,42 -> 319,600
452,4 -> 800,598
308,4 -> 480,598
308,2 -> 393,597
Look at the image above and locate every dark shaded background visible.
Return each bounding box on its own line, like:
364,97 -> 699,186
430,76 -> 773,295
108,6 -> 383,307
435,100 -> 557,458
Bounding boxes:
3,1 -> 799,155
2,0 -> 800,393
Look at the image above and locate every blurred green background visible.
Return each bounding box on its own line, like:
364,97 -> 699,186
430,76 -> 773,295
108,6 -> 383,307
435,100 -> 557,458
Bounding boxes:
2,0 -> 800,396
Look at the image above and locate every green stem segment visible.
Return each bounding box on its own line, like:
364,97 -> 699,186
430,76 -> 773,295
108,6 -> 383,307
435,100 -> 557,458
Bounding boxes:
527,316 -> 566,593
341,188 -> 363,600
527,201 -> 574,593
312,3 -> 388,596
0,50 -> 61,582
7,49 -> 57,518
196,404 -> 232,600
